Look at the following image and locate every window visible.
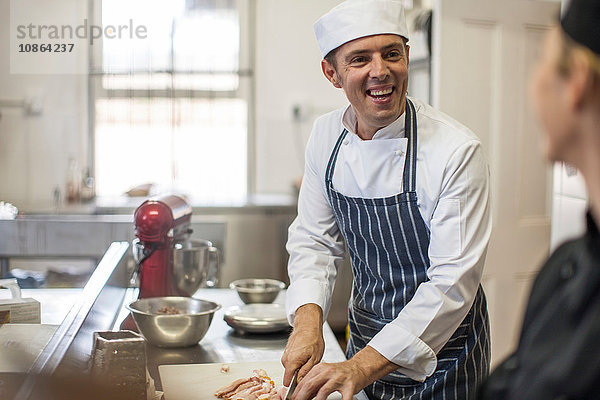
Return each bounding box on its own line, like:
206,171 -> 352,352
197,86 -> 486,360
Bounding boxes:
92,0 -> 252,203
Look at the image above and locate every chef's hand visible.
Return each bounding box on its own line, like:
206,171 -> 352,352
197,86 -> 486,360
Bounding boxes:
289,346 -> 400,400
281,303 -> 325,386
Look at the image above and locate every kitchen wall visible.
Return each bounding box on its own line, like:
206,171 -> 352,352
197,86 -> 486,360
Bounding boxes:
0,0 -> 348,207
0,0 -> 89,207
253,0 -> 349,195
0,0 -> 435,207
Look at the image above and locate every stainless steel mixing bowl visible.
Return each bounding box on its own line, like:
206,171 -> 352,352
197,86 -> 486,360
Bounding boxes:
229,278 -> 286,304
126,297 -> 221,347
132,238 -> 220,297
172,239 -> 220,295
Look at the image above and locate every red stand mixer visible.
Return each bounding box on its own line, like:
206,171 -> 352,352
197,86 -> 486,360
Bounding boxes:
133,194 -> 192,299
121,194 -> 219,331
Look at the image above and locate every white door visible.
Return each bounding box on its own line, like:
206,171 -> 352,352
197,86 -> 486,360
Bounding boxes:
431,0 -> 560,366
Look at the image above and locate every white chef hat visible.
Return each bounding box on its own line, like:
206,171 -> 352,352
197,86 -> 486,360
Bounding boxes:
314,0 -> 410,58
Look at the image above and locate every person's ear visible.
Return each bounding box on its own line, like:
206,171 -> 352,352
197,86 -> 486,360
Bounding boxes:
567,50 -> 595,110
321,59 -> 342,88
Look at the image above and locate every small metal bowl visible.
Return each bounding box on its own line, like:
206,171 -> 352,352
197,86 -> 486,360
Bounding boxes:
126,297 -> 221,347
229,278 -> 286,304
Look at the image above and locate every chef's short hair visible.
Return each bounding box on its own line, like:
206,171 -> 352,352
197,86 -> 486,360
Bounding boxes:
323,36 -> 408,71
324,48 -> 339,69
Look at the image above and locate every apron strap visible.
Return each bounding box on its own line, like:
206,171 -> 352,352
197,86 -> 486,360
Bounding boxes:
325,129 -> 348,185
403,99 -> 418,193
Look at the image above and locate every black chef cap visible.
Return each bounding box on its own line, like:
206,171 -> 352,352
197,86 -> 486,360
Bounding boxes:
561,0 -> 600,55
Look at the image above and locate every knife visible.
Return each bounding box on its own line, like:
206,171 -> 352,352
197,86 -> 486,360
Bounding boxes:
284,369 -> 299,400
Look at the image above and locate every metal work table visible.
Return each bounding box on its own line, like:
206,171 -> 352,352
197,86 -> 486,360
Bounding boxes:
114,288 -> 346,391
5,242 -> 348,399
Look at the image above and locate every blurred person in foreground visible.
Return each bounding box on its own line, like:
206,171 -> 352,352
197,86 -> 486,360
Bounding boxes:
282,0 -> 492,398
479,0 -> 600,398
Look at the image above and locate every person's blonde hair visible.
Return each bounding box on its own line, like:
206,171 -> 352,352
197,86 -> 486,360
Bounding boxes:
559,30 -> 600,83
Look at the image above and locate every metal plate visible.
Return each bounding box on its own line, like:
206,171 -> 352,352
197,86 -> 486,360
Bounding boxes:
223,303 -> 290,333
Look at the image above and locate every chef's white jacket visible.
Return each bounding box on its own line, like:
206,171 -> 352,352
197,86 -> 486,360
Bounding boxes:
286,97 -> 492,381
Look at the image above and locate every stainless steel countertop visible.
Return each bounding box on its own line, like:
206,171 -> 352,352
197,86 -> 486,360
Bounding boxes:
2,286 -> 346,395
118,289 -> 346,391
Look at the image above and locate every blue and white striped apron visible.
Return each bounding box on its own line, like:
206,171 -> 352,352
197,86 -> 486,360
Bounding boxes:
326,99 -> 490,399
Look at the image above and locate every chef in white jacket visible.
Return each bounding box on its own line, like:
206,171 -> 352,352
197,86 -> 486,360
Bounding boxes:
281,1 -> 492,399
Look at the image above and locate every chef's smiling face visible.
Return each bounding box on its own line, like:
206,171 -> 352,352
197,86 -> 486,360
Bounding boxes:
321,34 -> 409,140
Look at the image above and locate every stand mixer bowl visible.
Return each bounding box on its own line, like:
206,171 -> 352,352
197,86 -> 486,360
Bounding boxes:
172,239 -> 220,295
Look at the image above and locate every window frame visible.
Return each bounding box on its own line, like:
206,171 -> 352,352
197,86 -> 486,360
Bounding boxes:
87,0 -> 256,199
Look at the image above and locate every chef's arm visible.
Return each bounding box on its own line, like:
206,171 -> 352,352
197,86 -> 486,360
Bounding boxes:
282,117 -> 346,388
345,346 -> 401,387
282,303 -> 325,386
284,171 -> 340,387
285,119 -> 346,326
368,139 -> 492,381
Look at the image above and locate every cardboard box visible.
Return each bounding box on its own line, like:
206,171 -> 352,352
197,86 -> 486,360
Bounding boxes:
0,279 -> 41,324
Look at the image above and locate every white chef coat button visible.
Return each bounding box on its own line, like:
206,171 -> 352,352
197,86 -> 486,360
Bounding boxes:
343,140 -> 349,145
395,150 -> 404,156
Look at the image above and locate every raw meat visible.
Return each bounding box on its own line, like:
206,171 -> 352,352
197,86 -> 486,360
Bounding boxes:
156,305 -> 181,315
214,369 -> 282,400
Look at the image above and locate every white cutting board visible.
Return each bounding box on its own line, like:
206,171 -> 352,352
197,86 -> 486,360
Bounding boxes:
0,324 -> 57,373
159,361 -> 354,400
